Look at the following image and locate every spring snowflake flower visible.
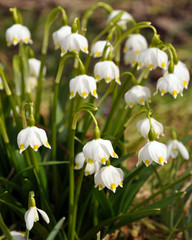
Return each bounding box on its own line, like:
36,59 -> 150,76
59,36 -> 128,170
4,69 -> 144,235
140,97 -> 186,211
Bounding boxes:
27,58 -> 46,90
94,60 -> 121,85
124,34 -> 148,66
167,139 -> 189,160
155,73 -> 183,98
17,126 -> 51,153
137,141 -> 168,167
164,61 -> 190,90
60,33 -> 88,56
6,24 -> 32,46
74,152 -> 101,176
69,74 -> 98,99
137,47 -> 168,71
107,10 -> 133,30
124,85 -> 151,108
136,117 -> 164,139
83,138 -> 118,165
94,165 -> 124,192
52,25 -> 71,49
5,231 -> 25,240
24,206 -> 50,230
91,40 -> 113,58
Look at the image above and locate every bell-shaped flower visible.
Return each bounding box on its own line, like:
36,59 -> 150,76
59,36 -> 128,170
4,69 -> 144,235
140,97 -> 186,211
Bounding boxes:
137,140 -> 168,167
6,24 -> 32,46
94,165 -> 124,192
107,10 -> 133,30
69,74 -> 98,99
167,139 -> 189,160
74,152 -> 85,170
83,138 -> 118,165
94,60 -> 121,85
0,77 -> 3,90
124,85 -> 151,108
137,47 -> 168,71
17,126 -> 51,153
164,61 -> 190,90
27,58 -> 46,90
52,25 -> 71,49
60,33 -> 88,56
136,117 -> 164,139
85,161 -> 102,176
24,206 -> 50,230
91,40 -> 113,58
155,73 -> 183,99
5,231 -> 25,240
124,34 -> 148,66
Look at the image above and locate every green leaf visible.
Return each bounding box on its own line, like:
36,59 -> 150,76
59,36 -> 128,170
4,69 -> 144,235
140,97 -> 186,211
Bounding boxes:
81,208 -> 160,240
46,217 -> 66,240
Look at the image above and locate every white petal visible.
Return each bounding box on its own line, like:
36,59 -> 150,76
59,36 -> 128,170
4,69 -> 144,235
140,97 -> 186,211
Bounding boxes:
24,208 -> 36,230
37,208 -> 50,224
177,142 -> 189,160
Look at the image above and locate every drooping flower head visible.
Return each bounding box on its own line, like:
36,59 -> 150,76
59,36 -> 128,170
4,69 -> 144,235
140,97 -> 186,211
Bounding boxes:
137,140 -> 168,167
107,10 -> 133,30
83,138 -> 118,165
164,61 -> 190,90
69,74 -> 98,99
94,165 -> 124,192
91,40 -> 113,58
6,24 -> 32,46
60,33 -> 88,56
24,192 -> 50,231
167,139 -> 189,160
155,73 -> 183,99
124,34 -> 148,66
94,60 -> 121,85
74,152 -> 102,176
136,117 -> 164,139
124,85 -> 151,108
52,25 -> 71,49
17,126 -> 51,153
137,47 -> 168,71
27,58 -> 46,90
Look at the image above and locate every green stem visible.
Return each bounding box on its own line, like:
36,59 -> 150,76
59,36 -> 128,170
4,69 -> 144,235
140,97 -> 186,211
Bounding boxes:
35,6 -> 68,122
25,230 -> 29,240
152,165 -> 165,198
71,163 -> 86,240
0,66 -> 21,129
68,128 -> 75,240
0,213 -> 13,240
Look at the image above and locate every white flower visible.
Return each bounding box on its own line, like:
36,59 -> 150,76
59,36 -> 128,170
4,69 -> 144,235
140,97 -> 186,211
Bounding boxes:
0,77 -> 3,90
137,47 -> 168,70
124,85 -> 151,108
69,74 -> 98,99
17,126 -> 51,153
136,117 -> 164,139
137,141 -> 168,167
167,139 -> 189,160
164,61 -> 190,90
91,40 -> 113,58
52,25 -> 71,49
74,152 -> 85,170
85,161 -> 102,176
83,138 -> 118,165
94,60 -> 121,85
155,73 -> 183,98
107,10 -> 133,30
6,24 -> 32,46
24,206 -> 50,230
27,58 -> 46,90
5,231 -> 25,240
60,33 -> 88,56
94,165 -> 124,192
124,34 -> 148,66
